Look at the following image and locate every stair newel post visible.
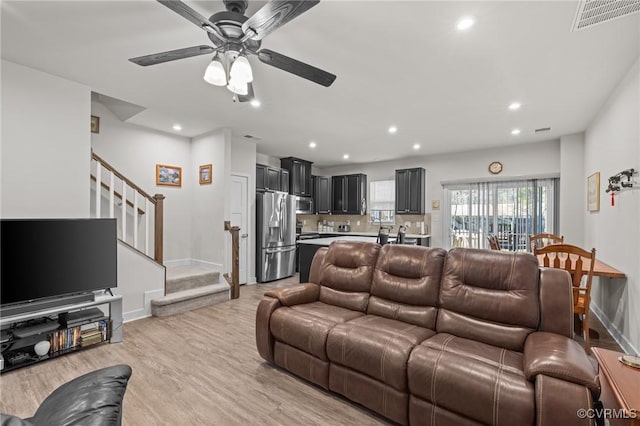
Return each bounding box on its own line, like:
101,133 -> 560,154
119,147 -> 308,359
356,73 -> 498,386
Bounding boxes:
224,221 -> 240,300
95,162 -> 102,218
153,194 -> 165,265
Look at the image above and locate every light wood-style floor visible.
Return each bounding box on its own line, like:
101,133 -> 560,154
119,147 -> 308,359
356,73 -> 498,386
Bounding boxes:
0,274 -> 622,425
0,275 -> 390,425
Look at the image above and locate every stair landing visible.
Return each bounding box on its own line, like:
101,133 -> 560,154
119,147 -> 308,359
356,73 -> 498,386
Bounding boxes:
151,263 -> 229,317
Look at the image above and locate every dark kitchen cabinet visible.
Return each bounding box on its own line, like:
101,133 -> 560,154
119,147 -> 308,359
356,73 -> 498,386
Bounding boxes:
280,157 -> 313,197
332,174 -> 367,215
314,175 -> 332,214
280,170 -> 289,194
396,168 -> 425,214
256,164 -> 288,192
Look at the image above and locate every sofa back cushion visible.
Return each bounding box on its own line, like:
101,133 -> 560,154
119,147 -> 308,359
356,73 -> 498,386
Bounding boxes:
369,245 -> 447,328
319,241 -> 381,312
437,248 -> 540,352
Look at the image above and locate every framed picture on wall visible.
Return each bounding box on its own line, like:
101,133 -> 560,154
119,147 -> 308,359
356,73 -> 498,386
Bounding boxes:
199,164 -> 212,185
587,172 -> 600,212
156,164 -> 182,187
90,115 -> 100,134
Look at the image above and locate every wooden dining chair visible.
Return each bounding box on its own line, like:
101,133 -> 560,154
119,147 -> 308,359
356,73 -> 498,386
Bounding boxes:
529,233 -> 564,252
534,243 -> 596,353
487,234 -> 501,250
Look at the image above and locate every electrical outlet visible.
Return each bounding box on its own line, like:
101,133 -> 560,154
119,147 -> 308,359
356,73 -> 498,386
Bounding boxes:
405,222 -> 411,228
356,220 -> 360,226
303,220 -> 306,225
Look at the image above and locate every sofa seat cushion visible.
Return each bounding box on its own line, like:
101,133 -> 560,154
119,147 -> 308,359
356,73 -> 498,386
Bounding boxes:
408,333 -> 534,425
327,315 -> 435,391
270,302 -> 363,361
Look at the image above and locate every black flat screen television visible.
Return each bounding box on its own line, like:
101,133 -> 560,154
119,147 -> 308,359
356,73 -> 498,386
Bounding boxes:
1,219 -> 117,308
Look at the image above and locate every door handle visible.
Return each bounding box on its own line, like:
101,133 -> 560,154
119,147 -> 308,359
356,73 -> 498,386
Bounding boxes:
241,234 -> 248,238
266,246 -> 296,254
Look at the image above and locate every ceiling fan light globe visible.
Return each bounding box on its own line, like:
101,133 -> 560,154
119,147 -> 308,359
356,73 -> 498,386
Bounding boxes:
227,78 -> 248,96
230,55 -> 253,83
203,58 -> 227,86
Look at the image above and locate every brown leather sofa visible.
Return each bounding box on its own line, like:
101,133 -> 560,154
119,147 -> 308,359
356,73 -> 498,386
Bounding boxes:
256,242 -> 600,425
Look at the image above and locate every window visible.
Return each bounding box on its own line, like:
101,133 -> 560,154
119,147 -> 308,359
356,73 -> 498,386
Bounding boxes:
369,180 -> 395,224
444,178 -> 559,251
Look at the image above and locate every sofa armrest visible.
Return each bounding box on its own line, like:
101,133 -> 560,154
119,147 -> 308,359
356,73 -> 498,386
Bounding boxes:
256,296 -> 282,363
264,283 -> 320,306
538,267 -> 573,337
524,332 -> 600,397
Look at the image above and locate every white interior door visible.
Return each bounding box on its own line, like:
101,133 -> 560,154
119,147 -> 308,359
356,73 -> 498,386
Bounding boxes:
231,174 -> 248,285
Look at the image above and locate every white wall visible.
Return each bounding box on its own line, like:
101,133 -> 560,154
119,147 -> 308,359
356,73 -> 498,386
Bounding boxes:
256,152 -> 280,168
191,128 -> 231,267
231,138 -> 257,283
1,60 -> 91,218
90,102 -> 193,261
116,241 -> 165,320
559,133 -> 585,245
318,140 -> 561,247
584,57 -> 640,354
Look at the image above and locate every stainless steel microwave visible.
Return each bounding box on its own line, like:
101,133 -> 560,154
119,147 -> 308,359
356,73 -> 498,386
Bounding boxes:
295,196 -> 314,214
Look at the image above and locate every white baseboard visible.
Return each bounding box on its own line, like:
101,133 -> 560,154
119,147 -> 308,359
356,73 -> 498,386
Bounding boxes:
164,258 -> 224,270
163,258 -> 192,267
123,309 -> 149,323
247,276 -> 257,285
191,259 -> 224,270
591,303 -> 639,356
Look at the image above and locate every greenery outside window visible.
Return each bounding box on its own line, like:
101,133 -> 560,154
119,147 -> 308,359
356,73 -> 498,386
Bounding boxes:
369,180 -> 395,224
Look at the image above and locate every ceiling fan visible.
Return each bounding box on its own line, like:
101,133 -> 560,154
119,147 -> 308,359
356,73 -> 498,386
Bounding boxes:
129,0 -> 337,102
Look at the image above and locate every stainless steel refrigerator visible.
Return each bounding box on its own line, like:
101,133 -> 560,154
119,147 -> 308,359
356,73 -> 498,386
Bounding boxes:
256,191 -> 296,282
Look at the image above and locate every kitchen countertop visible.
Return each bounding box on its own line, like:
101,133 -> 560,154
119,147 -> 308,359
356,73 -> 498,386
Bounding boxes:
298,236 -> 380,246
300,231 -> 431,239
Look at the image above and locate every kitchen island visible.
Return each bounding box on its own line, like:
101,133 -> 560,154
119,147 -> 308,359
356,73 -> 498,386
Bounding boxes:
297,236 -> 379,282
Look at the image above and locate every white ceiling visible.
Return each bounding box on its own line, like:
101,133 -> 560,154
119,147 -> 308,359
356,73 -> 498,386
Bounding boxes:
2,1 -> 639,167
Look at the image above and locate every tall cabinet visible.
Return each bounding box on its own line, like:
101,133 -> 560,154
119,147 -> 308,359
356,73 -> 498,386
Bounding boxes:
332,174 -> 367,215
396,168 -> 425,214
313,175 -> 332,214
280,157 -> 313,197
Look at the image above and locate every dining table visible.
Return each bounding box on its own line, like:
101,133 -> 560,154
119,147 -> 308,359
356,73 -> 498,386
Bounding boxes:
536,253 -> 626,278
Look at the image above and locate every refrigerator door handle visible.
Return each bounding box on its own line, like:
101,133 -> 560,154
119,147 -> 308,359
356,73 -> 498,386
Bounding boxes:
266,246 -> 296,254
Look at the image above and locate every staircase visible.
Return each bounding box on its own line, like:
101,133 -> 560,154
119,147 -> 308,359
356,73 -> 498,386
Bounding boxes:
91,151 -> 236,318
151,264 -> 229,317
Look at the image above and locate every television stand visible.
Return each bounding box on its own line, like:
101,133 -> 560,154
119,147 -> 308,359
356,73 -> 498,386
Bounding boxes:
0,294 -> 123,373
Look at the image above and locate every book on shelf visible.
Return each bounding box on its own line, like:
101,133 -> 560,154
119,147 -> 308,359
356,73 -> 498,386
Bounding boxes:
48,320 -> 111,354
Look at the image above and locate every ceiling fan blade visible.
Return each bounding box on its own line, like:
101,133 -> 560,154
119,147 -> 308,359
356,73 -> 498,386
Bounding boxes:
157,0 -> 226,45
237,82 -> 255,103
129,45 -> 215,66
257,49 -> 336,87
242,0 -> 319,41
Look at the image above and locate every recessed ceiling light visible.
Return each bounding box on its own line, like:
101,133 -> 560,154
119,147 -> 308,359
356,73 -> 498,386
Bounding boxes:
508,102 -> 521,111
309,141 -> 317,148
413,143 -> 421,150
456,16 -> 475,31
250,99 -> 261,107
511,129 -> 521,135
172,124 -> 182,131
388,126 -> 398,134
343,154 -> 349,159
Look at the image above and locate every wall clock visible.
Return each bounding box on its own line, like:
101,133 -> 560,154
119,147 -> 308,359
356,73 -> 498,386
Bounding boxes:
489,161 -> 503,175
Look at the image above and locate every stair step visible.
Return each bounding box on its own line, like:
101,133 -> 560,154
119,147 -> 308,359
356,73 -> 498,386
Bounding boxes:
151,283 -> 229,317
165,271 -> 220,294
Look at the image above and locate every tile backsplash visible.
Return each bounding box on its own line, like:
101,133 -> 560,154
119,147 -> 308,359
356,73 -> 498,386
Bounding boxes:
297,213 -> 431,235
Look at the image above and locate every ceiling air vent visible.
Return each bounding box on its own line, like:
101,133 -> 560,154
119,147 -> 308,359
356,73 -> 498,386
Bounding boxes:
572,0 -> 640,32
535,127 -> 551,133
243,134 -> 261,140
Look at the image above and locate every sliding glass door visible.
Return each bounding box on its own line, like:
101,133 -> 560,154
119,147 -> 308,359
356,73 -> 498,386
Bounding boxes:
445,178 -> 558,250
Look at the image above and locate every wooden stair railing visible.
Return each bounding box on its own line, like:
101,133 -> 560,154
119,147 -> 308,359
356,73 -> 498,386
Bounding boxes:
224,221 -> 240,299
91,151 -> 165,264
